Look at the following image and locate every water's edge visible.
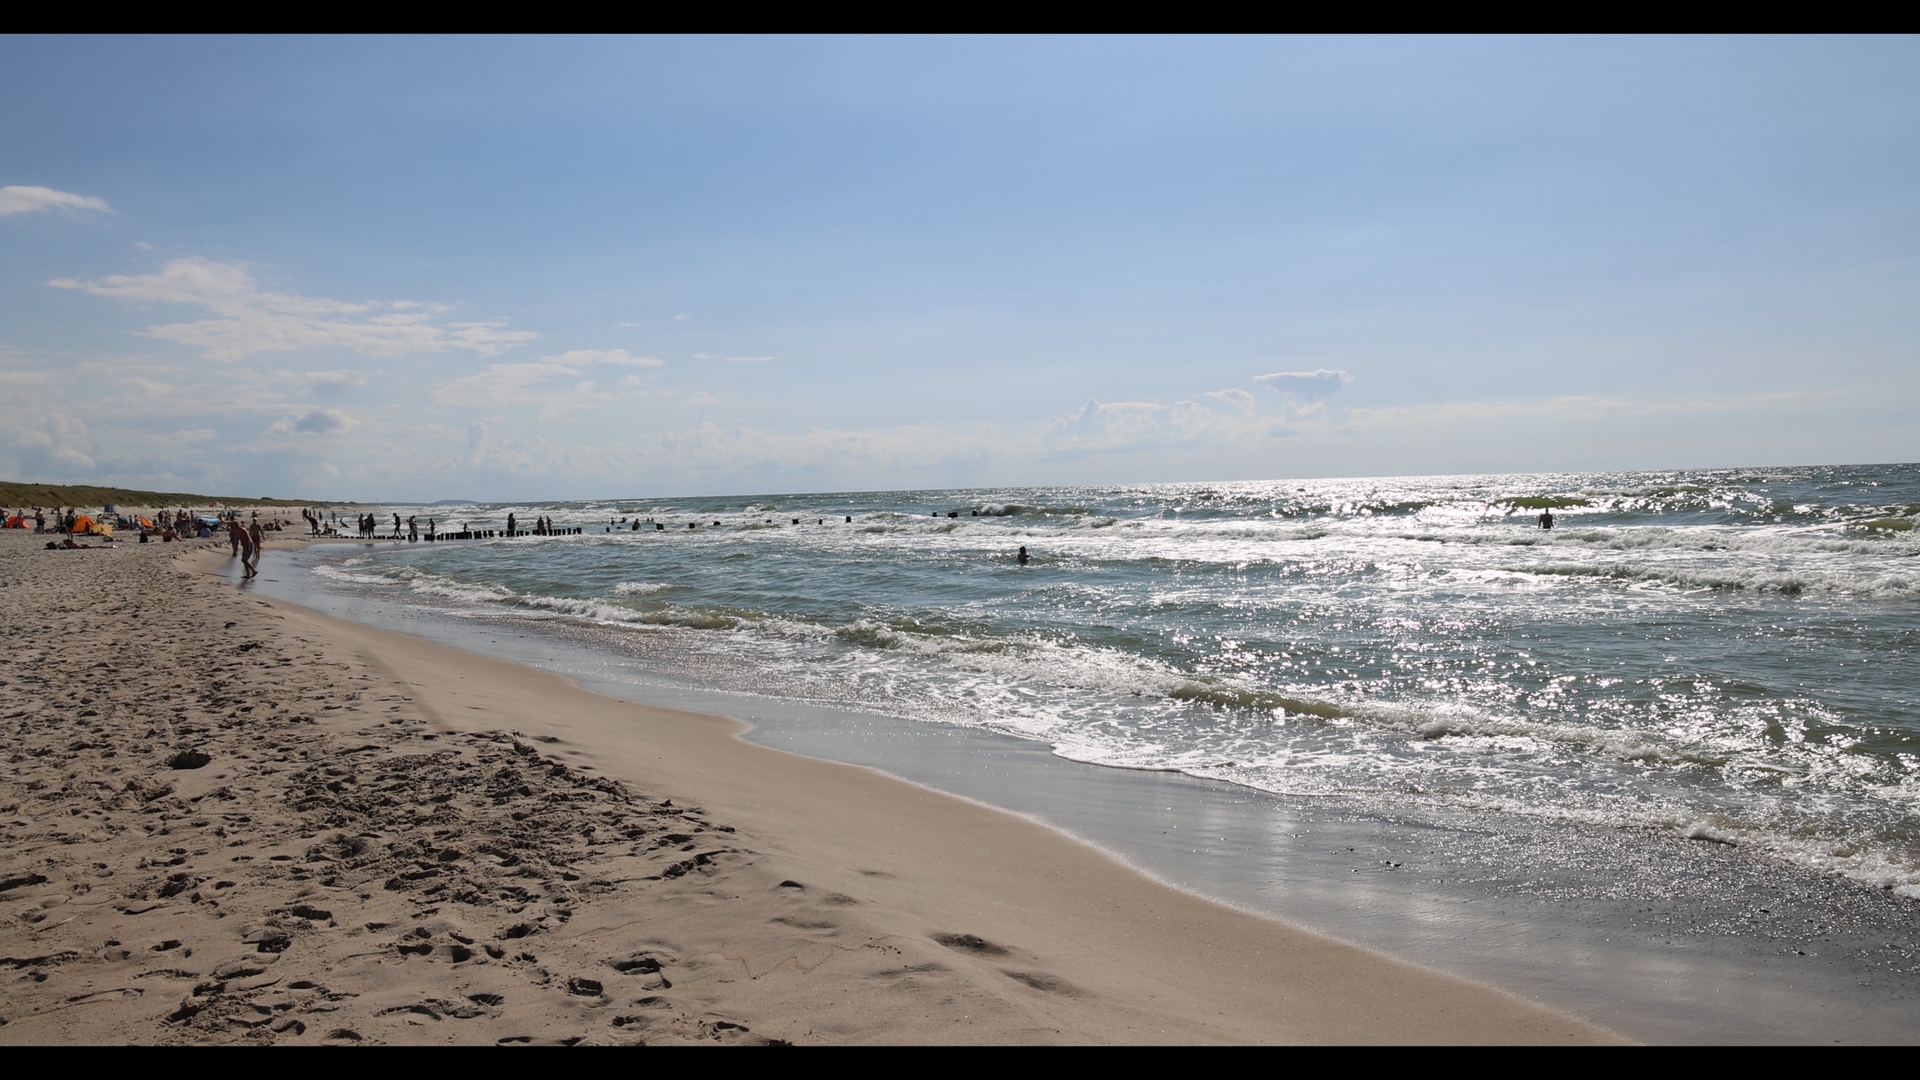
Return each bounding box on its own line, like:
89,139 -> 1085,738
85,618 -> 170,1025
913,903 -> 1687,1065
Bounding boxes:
242,543 -> 1920,1044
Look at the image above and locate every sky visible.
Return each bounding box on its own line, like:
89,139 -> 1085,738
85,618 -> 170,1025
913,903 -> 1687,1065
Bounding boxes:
2,35 -> 1917,501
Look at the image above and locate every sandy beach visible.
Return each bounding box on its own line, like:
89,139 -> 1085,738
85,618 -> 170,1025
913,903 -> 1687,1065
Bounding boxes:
0,530 -> 1619,1044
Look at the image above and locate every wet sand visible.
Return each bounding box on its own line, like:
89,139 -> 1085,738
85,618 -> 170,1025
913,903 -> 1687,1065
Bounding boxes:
253,539 -> 1920,1044
0,531 -> 1615,1044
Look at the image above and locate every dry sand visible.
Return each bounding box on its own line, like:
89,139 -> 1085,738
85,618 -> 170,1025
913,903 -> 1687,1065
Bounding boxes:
0,531 -> 1623,1044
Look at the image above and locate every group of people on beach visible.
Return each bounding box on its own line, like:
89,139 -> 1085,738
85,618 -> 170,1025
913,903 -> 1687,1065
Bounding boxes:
7,504 -> 290,551
2,508 -> 49,532
227,516 -> 268,578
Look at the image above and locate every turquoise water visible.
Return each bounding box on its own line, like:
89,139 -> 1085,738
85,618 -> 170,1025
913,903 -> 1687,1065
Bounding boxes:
303,465 -> 1920,895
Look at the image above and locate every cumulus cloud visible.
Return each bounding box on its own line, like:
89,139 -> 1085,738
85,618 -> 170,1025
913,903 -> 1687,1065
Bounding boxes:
689,392 -> 716,406
49,257 -> 538,362
1205,388 -> 1255,410
0,186 -> 112,217
266,407 -> 358,436
1254,369 -> 1353,400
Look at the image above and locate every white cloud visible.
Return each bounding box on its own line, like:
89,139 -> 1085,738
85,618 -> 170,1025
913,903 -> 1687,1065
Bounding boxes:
432,348 -> 663,418
433,363 -> 586,407
448,322 -> 540,355
301,369 -> 369,394
266,407 -> 359,436
49,257 -> 537,362
1254,369 -> 1353,400
674,314 -> 691,321
1041,394 -> 1296,456
543,348 -> 663,368
1205,388 -> 1255,410
0,186 -> 112,217
689,391 -> 716,406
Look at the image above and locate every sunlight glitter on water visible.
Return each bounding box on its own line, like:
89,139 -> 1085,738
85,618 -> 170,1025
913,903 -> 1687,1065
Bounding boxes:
305,465 -> 1920,895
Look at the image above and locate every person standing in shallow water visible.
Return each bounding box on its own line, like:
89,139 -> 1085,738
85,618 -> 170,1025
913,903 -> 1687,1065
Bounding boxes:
507,512 -> 517,536
1017,545 -> 1030,565
1539,509 -> 1555,530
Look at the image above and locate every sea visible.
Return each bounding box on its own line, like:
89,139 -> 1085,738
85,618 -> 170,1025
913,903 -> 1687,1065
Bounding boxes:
252,463 -> 1920,1040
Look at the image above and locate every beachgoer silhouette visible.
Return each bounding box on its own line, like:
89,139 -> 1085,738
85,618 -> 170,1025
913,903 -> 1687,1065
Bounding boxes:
1540,509 -> 1554,530
246,521 -> 264,577
392,513 -> 401,537
1017,545 -> 1030,565
508,512 -> 517,536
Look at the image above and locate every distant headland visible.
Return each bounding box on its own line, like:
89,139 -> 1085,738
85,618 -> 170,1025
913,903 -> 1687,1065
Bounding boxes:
0,479 -> 330,508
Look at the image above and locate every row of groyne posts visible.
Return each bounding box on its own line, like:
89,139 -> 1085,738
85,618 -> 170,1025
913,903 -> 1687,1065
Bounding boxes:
611,515 -> 863,532
378,508 -> 994,543
369,525 -> 587,542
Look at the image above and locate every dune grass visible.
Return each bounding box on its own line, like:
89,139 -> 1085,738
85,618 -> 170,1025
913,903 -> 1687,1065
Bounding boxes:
0,480 -> 321,509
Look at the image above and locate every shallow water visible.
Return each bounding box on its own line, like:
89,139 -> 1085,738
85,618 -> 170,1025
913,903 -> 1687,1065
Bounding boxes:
305,465 -> 1920,899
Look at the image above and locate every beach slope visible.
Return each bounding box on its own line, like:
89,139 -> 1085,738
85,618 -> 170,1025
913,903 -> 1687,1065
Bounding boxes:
0,534 -> 1620,1044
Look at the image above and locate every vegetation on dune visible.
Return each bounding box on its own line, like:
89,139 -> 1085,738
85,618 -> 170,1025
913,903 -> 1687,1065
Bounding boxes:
0,480 -> 323,509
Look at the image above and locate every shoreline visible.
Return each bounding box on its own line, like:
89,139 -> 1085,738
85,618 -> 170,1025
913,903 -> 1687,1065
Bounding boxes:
247,535 -> 1920,1044
0,532 -> 1613,1043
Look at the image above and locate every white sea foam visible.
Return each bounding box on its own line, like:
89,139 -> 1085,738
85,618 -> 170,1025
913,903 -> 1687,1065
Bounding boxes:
296,465 -> 1920,899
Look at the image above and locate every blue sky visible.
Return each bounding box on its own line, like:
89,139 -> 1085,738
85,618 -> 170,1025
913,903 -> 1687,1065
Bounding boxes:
3,35 -> 1917,500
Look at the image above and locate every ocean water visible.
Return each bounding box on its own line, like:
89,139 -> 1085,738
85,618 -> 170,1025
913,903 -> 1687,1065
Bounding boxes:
300,464 -> 1920,898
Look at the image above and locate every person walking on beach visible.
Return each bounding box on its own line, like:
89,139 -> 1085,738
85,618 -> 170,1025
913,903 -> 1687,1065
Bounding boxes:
237,520 -> 257,577
246,520 -> 265,577
408,515 -> 418,542
227,517 -> 246,558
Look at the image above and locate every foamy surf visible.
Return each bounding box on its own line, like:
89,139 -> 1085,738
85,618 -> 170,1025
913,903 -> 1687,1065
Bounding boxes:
288,464 -> 1920,898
